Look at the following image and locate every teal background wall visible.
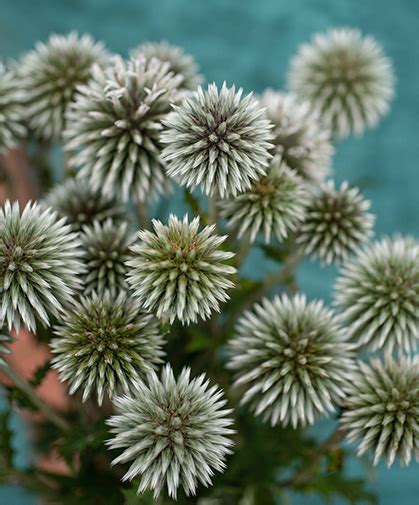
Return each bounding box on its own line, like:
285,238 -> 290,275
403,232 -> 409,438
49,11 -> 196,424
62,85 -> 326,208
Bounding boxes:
1,0 -> 418,503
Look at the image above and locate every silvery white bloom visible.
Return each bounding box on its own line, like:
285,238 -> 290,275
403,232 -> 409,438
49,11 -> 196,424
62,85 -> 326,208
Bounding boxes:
0,63 -> 26,152
19,32 -> 108,141
288,28 -> 394,138
0,201 -> 83,332
107,364 -> 234,499
297,180 -> 375,264
228,294 -> 354,428
220,160 -> 308,244
341,356 -> 419,467
65,56 -> 183,202
160,82 -> 273,198
51,290 -> 164,406
260,90 -> 333,183
127,214 -> 236,324
334,236 -> 419,353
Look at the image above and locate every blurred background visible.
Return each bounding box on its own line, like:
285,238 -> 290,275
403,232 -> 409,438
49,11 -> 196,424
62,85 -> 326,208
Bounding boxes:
0,0 -> 418,503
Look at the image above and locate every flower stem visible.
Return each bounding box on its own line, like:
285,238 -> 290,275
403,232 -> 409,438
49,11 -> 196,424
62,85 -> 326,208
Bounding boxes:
208,194 -> 218,226
135,200 -> 149,229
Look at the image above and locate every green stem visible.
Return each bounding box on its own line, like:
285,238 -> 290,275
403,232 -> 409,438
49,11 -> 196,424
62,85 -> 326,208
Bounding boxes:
235,233 -> 252,269
135,200 -> 149,229
208,194 -> 218,226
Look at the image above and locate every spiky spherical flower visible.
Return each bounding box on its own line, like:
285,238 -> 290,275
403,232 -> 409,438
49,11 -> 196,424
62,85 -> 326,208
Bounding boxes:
297,181 -> 374,264
0,63 -> 26,152
80,219 -> 135,295
51,290 -> 164,406
107,364 -> 234,499
44,178 -> 127,232
334,236 -> 419,353
65,56 -> 183,202
219,161 -> 308,244
160,83 -> 273,198
0,201 -> 83,332
288,28 -> 394,138
228,294 -> 354,428
259,90 -> 333,183
340,356 -> 419,467
131,41 -> 202,91
127,214 -> 236,324
19,33 -> 108,141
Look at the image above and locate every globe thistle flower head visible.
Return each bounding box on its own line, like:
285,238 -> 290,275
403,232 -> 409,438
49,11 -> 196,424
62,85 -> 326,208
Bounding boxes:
260,90 -> 333,183
0,201 -> 83,332
297,180 -> 375,264
220,160 -> 308,244
107,364 -> 234,499
334,236 -> 419,353
127,214 -> 236,324
288,28 -> 394,138
44,177 -> 127,232
65,55 -> 183,202
341,356 -> 419,467
160,82 -> 273,198
51,290 -> 164,406
20,32 -> 109,141
131,41 -> 203,91
80,218 -> 135,295
0,63 -> 26,152
228,294 -> 354,428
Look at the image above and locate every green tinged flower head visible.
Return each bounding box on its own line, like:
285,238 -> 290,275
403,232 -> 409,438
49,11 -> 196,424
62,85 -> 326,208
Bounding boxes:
220,160 -> 308,244
160,82 -> 273,198
44,177 -> 127,232
0,201 -> 83,332
107,364 -> 234,499
340,356 -> 419,467
0,63 -> 26,152
297,180 -> 375,264
80,218 -> 135,295
19,32 -> 108,141
65,55 -> 183,202
260,90 -> 333,184
131,41 -> 203,91
51,290 -> 164,406
288,28 -> 394,138
228,294 -> 354,428
334,236 -> 419,353
127,214 -> 236,324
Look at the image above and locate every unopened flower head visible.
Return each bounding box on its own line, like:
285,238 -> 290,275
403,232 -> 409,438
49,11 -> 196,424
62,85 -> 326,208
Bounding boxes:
0,201 -> 83,332
107,364 -> 234,499
127,214 -> 236,324
288,28 -> 394,137
297,180 -> 375,264
51,290 -> 164,406
334,236 -> 419,353
260,90 -> 333,183
341,356 -> 419,467
0,63 -> 26,152
228,294 -> 354,428
65,55 -> 183,202
161,82 -> 273,198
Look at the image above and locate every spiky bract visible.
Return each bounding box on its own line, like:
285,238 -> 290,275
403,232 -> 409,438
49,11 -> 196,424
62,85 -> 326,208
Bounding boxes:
131,41 -> 202,91
288,28 -> 394,138
19,33 -> 108,141
127,214 -> 236,324
45,178 -> 127,232
297,180 -> 374,264
65,56 -> 183,202
340,356 -> 419,467
220,161 -> 308,244
107,364 -> 234,499
0,201 -> 83,332
160,83 -> 273,198
51,290 -> 164,406
334,236 -> 419,353
260,90 -> 333,183
228,294 -> 354,428
0,63 -> 26,152
80,219 -> 135,295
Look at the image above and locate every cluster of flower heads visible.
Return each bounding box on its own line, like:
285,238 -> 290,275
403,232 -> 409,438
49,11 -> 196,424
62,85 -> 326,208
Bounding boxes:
0,63 -> 26,153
